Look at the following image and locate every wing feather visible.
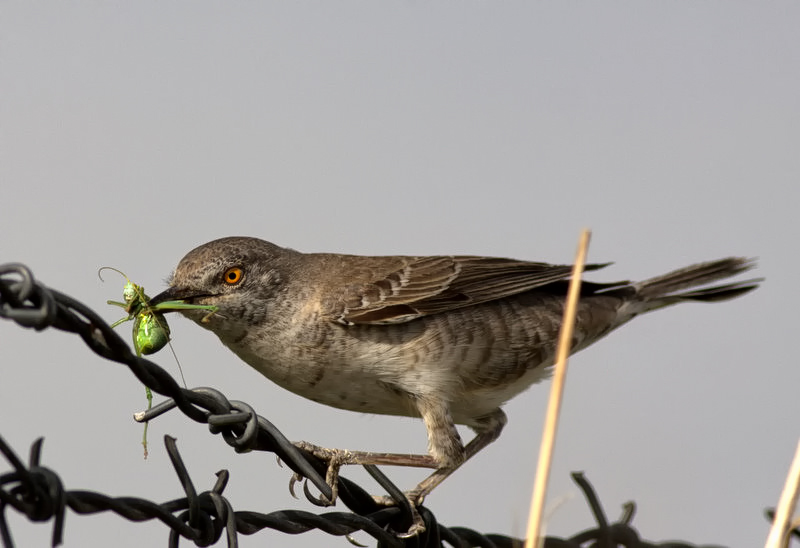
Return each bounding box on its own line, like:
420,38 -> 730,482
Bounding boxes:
325,255 -> 611,325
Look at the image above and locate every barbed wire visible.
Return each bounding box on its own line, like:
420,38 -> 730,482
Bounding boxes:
0,262 -> 741,547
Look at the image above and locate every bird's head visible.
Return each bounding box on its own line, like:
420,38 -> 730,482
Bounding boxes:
151,237 -> 298,340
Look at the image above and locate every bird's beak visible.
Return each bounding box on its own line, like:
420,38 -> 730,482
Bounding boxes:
150,286 -> 210,307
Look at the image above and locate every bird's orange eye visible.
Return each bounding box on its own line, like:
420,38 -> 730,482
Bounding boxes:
223,267 -> 243,285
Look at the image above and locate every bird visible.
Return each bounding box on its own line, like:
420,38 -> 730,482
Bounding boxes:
151,236 -> 759,531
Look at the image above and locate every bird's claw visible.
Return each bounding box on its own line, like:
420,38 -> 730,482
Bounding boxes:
346,533 -> 369,547
303,476 -> 335,507
288,472 -> 335,505
288,472 -> 302,499
396,512 -> 426,539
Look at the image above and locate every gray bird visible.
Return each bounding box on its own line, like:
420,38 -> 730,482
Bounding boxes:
151,237 -> 759,524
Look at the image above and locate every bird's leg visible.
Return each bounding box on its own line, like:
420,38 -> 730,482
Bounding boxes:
289,405 -> 506,536
393,408 -> 507,506
288,443 -> 440,536
289,444 -> 440,504
290,396 -> 460,506
416,395 -> 467,470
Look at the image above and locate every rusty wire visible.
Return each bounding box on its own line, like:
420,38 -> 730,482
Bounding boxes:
1,262 -> 733,547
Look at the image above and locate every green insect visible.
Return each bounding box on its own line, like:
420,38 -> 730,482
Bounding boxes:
99,267 -> 218,457
100,267 -> 217,356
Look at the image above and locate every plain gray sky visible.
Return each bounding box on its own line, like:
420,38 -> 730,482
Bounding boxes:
1,3 -> 798,547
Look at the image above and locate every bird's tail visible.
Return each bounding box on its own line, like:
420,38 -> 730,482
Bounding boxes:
631,257 -> 761,313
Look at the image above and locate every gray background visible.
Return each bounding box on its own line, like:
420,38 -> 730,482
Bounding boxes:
1,3 -> 798,547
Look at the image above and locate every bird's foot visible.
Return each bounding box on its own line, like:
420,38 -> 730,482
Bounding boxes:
289,441 -> 439,536
371,491 -> 427,537
289,443 -> 352,506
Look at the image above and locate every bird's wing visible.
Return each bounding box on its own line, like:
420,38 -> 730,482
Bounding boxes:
324,256 -> 611,325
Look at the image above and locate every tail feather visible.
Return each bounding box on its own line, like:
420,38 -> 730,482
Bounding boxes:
632,257 -> 761,312
635,257 -> 758,298
670,280 -> 761,303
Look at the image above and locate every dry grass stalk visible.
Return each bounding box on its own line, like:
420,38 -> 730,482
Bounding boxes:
765,440 -> 800,548
524,229 -> 591,548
